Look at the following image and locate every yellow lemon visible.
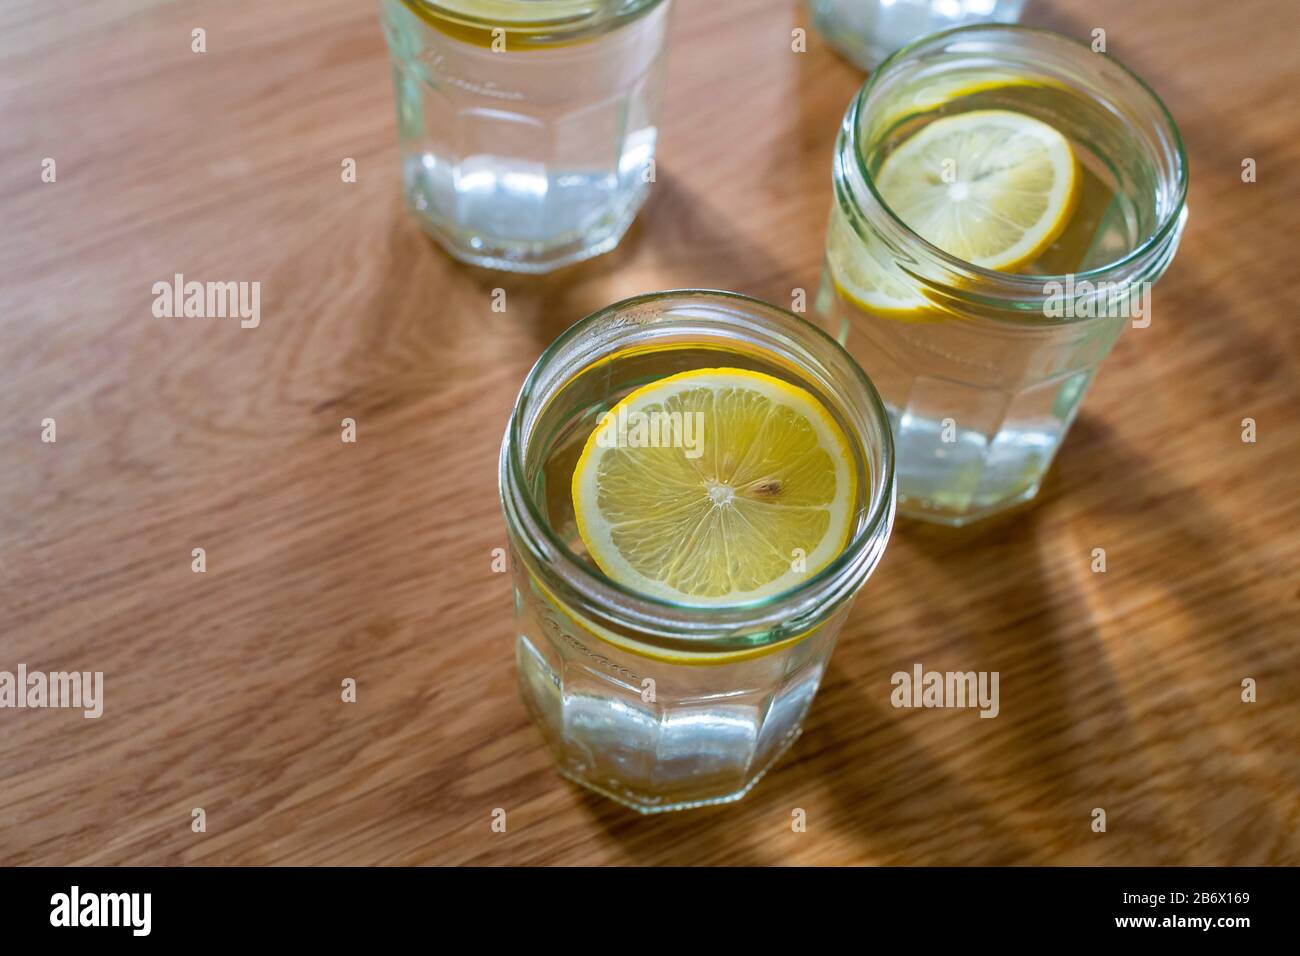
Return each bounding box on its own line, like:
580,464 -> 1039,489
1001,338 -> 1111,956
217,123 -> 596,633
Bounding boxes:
572,368 -> 856,607
876,109 -> 1079,272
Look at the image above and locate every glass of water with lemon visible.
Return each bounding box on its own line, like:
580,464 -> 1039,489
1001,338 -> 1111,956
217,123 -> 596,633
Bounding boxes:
500,291 -> 895,812
814,25 -> 1188,525
380,0 -> 672,272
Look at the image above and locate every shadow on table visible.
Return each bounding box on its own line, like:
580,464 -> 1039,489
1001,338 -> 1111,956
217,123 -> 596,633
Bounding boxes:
793,412 -> 1286,864
802,499 -> 1094,864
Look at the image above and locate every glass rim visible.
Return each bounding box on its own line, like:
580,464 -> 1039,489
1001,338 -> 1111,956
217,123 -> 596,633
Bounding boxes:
395,0 -> 667,40
844,23 -> 1189,320
501,289 -> 895,643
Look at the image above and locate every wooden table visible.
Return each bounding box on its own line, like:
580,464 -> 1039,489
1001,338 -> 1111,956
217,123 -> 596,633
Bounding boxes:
2,0 -> 1296,866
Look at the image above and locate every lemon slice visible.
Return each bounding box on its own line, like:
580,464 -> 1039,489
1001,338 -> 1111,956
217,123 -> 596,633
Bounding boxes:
572,368 -> 856,607
876,110 -> 1079,272
825,203 -> 933,322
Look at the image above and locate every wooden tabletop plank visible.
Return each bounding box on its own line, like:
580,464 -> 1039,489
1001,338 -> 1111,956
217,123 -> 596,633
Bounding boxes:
1,0 -> 1297,865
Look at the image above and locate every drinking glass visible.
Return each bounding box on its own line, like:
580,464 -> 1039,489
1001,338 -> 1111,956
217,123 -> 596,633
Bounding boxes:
379,0 -> 672,272
813,25 -> 1188,525
500,291 -> 895,812
810,0 -> 1026,70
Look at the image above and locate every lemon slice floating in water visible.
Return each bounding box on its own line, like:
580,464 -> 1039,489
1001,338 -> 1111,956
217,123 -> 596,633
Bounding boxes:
826,203 -> 933,321
876,109 -> 1079,272
572,368 -> 856,607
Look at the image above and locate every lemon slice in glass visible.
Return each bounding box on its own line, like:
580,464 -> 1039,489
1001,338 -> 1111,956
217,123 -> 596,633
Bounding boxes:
876,110 -> 1079,272
571,368 -> 856,607
826,204 -> 933,322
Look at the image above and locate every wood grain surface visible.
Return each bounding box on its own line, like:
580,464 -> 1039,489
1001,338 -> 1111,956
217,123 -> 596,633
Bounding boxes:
1,0 -> 1297,866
